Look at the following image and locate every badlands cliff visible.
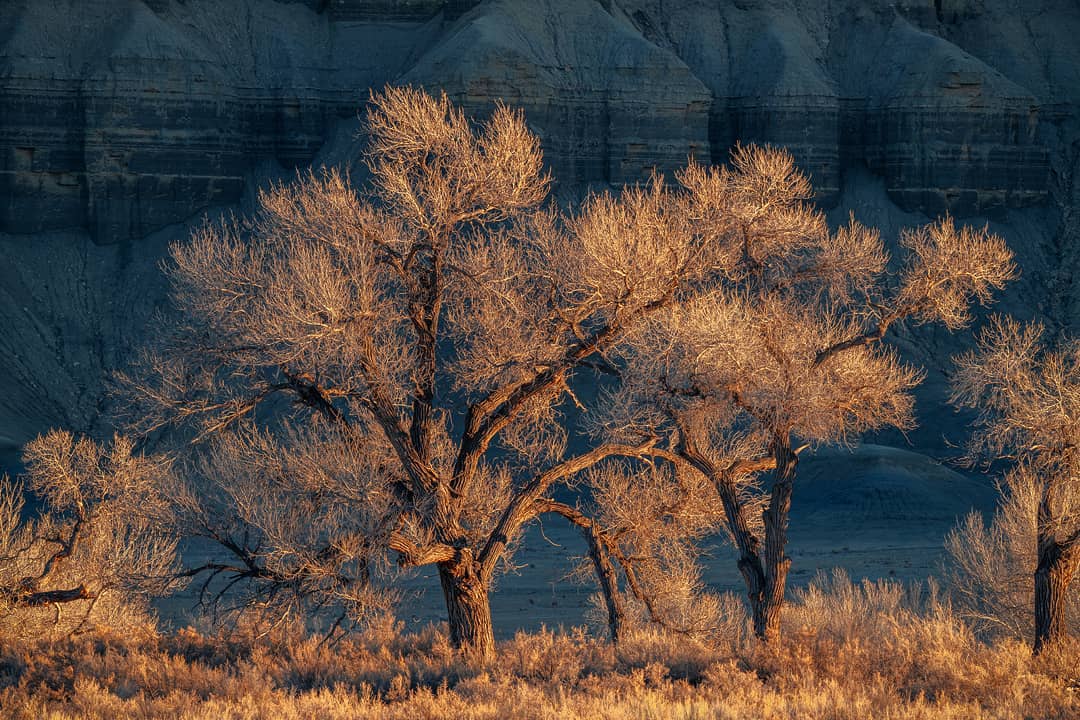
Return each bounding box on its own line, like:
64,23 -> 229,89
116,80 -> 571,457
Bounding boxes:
1,0 -> 1078,469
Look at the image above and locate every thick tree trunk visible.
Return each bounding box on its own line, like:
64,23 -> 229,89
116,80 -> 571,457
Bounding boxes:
438,561 -> 495,660
756,438 -> 798,642
1033,534 -> 1078,654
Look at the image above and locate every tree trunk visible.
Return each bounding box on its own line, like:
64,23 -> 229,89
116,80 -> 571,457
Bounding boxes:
582,523 -> 625,644
438,561 -> 495,660
710,471 -> 768,639
529,498 -> 625,643
744,559 -> 769,639
756,438 -> 798,642
1033,534 -> 1078,654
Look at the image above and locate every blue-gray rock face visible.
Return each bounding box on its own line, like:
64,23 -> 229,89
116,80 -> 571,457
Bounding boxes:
0,0 -> 1077,467
2,0 -> 1068,243
0,0 -> 444,242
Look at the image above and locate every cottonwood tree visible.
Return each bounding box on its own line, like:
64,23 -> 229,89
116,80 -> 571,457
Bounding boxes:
950,317 -> 1080,653
588,149 -> 1015,641
0,431 -> 178,640
579,462 -> 731,639
121,87 -> 779,658
946,465 -> 1080,643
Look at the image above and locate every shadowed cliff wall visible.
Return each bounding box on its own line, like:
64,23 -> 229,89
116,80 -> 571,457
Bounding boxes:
0,0 -> 1077,468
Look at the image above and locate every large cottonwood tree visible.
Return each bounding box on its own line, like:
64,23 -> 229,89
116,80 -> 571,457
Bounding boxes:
123,87 -> 1013,656
589,150 -> 1014,641
123,87 -> 771,657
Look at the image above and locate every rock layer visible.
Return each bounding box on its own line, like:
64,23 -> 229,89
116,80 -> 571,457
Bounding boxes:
0,0 -> 443,242
2,0 -> 1068,244
0,0 -> 1078,466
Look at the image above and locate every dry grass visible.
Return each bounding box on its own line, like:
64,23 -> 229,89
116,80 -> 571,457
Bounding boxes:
2,573 -> 1077,719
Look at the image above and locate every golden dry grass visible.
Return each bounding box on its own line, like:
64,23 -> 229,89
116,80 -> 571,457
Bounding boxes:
2,573 -> 1077,719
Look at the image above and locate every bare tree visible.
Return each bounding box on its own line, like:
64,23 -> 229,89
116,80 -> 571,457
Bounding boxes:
0,431 -> 178,641
951,317 -> 1080,653
588,148 -> 1015,642
580,462 -> 731,639
120,87 -> 770,658
946,467 -> 1080,642
121,88 -> 1012,653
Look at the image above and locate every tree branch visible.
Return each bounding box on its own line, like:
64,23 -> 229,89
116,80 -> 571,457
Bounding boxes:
453,290 -> 680,500
477,440 -> 666,578
532,498 -> 625,642
388,532 -> 459,567
10,586 -> 94,607
355,335 -> 440,495
813,311 -> 904,368
555,511 -> 698,637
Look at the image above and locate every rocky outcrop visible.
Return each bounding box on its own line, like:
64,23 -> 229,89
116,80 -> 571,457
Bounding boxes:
399,1 -> 712,188
0,0 -> 1078,467
3,0 -> 1068,244
0,0 -> 448,243
619,0 -> 1054,212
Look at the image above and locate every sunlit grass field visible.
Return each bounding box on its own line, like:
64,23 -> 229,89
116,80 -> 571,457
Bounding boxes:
3,572 -> 1076,719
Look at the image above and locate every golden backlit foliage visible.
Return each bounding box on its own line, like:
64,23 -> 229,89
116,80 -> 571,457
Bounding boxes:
586,147 -> 1013,641
950,317 -> 1080,651
123,86 -> 731,656
1,575 -> 1076,719
947,467 -> 1080,640
0,431 -> 178,640
116,87 -> 1014,656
